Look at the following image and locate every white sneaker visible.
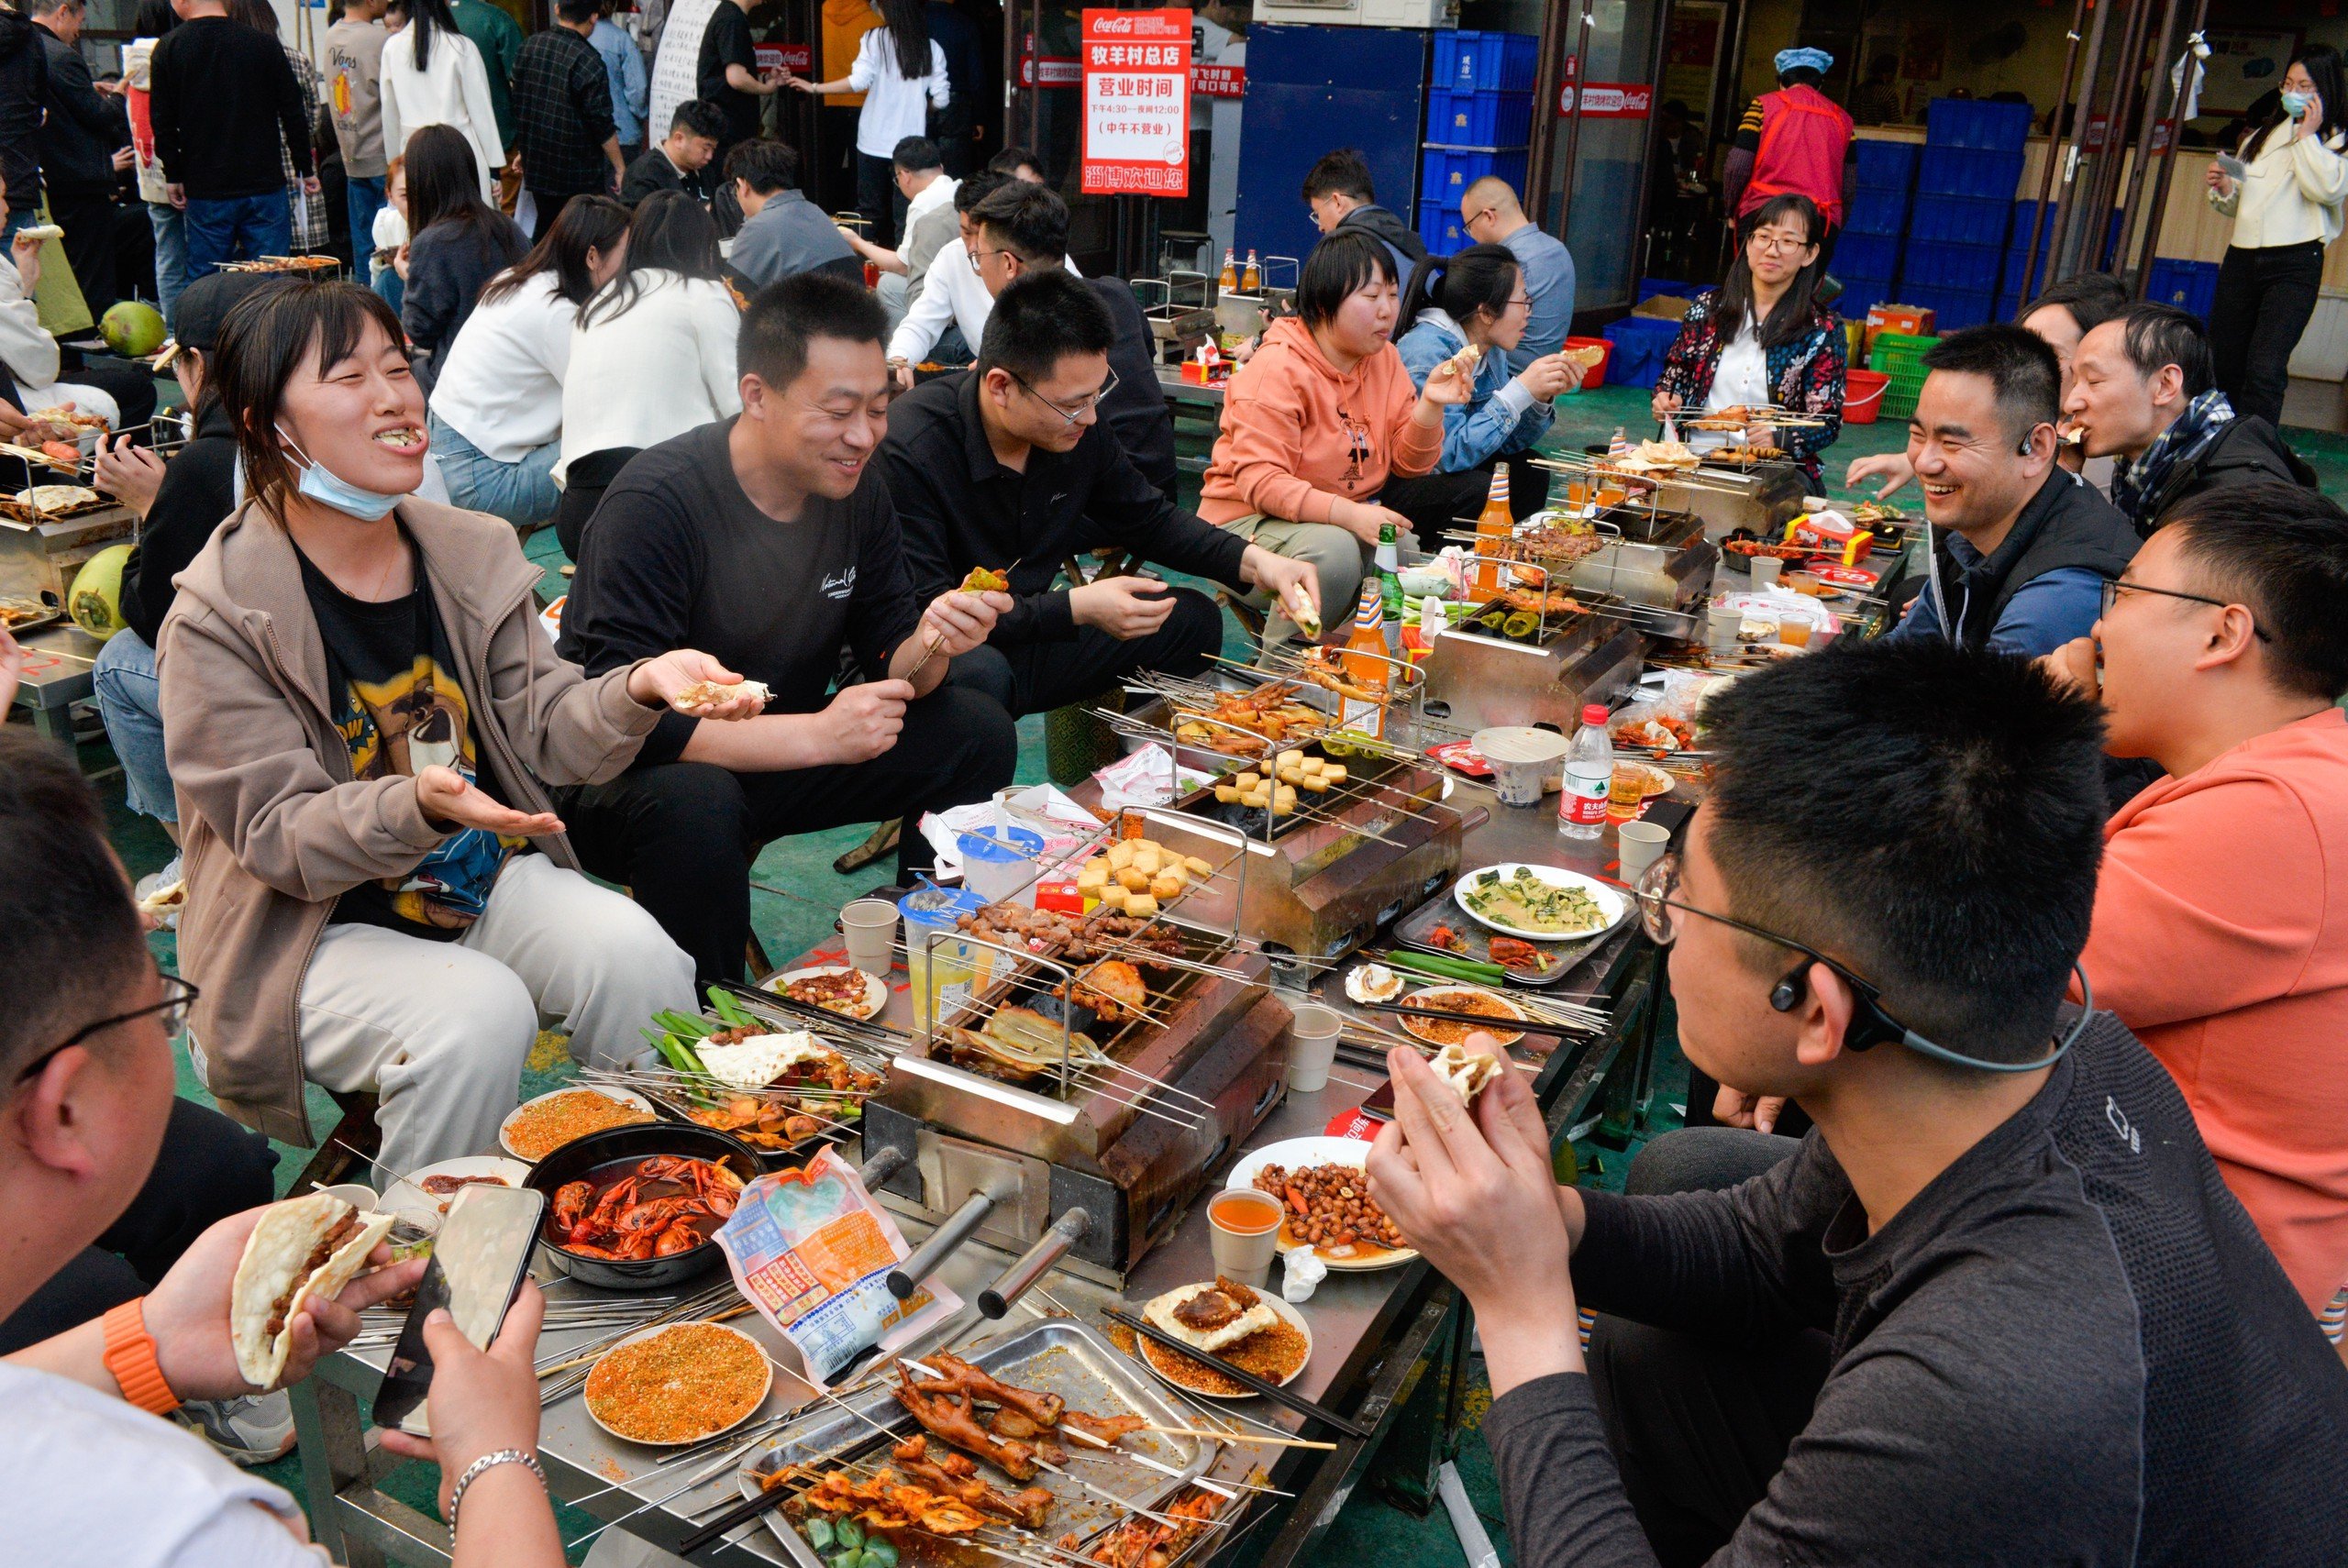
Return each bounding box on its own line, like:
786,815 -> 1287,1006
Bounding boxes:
181,1390 -> 296,1464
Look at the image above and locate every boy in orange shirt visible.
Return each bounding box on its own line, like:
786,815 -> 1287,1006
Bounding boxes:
2043,481 -> 2348,1343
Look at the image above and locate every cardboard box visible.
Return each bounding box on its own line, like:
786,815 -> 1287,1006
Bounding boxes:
1866,303 -> 1936,337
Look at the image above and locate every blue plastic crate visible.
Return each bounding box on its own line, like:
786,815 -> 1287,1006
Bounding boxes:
1996,289 -> 2022,324
1421,146 -> 1530,204
1833,232 -> 1899,280
1433,29 -> 1538,94
1844,187 -> 1911,237
2143,257 -> 2221,319
1900,241 -> 2003,293
1417,202 -> 1468,259
1926,97 -> 2034,151
1854,138 -> 1918,191
1908,194 -> 2011,247
1835,273 -> 1895,321
1917,145 -> 2026,199
1903,286 -> 1997,333
1601,315 -> 1682,389
1636,278 -> 1703,304
2007,202 -> 2126,271
1425,88 -> 1534,149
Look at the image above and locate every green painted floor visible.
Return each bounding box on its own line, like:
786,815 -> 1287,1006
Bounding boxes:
72,373 -> 2342,1564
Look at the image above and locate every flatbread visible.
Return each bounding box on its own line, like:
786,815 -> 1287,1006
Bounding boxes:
695,1029 -> 832,1091
229,1193 -> 394,1386
670,678 -> 770,714
1430,1042 -> 1502,1106
15,485 -> 98,513
1436,340 -> 1483,381
15,224 -> 62,243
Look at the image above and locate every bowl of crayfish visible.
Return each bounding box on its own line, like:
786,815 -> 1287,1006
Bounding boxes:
525,1123 -> 764,1289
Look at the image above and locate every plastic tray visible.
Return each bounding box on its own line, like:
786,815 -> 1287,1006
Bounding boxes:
1390,879 -> 1620,988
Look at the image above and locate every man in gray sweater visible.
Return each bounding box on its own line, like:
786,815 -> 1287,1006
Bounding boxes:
1368,638 -> 2348,1568
724,137 -> 858,290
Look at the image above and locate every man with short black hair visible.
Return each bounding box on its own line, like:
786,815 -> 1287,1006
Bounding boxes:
622,97 -> 724,206
1889,324 -> 2137,656
725,138 -> 858,287
883,269 -> 1316,721
2064,301 -> 2316,536
1301,147 -> 1425,299
1366,637 -> 2348,1568
559,271 -> 1018,986
2043,481 -> 2348,1342
887,167 -> 1077,389
986,143 -> 1044,183
966,179 -> 1175,497
510,0 -> 625,241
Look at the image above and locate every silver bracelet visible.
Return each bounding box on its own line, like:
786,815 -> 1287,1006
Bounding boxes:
447,1447 -> 546,1532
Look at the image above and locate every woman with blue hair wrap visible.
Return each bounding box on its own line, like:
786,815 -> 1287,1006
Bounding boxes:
1726,46 -> 1855,269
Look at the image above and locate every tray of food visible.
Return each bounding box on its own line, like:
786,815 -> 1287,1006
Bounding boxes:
0,595 -> 61,635
1132,1277 -> 1312,1398
1390,888 -> 1615,988
761,964 -> 887,1021
742,1320 -> 1212,1568
1452,864 -> 1627,943
1224,1136 -> 1415,1270
1393,983 -> 1528,1049
638,994 -> 885,1158
586,1320 -> 774,1446
498,1085 -> 657,1162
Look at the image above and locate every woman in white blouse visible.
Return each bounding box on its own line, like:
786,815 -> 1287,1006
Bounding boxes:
781,0 -> 947,249
428,195 -> 629,531
2204,46 -> 2348,426
381,0 -> 505,204
554,191 -> 743,554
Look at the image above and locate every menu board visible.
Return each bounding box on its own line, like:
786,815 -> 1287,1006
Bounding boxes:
1080,7 -> 1191,197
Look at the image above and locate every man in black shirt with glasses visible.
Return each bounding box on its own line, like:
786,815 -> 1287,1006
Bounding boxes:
880,269 -> 1316,722
1364,639 -> 2348,1568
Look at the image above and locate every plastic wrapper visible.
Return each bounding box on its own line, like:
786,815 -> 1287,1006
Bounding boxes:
713,1145 -> 962,1388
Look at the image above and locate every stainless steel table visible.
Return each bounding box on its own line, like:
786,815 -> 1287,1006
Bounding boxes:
7,620 -> 102,743
293,795 -> 1667,1568
1156,367 -> 1227,476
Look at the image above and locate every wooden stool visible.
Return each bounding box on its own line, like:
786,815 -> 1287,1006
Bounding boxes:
285,1088 -> 382,1191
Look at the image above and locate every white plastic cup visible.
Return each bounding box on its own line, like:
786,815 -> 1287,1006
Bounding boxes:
1208,1189 -> 1285,1289
1749,555 -> 1784,589
841,899 -> 899,977
1288,1003 -> 1344,1092
1617,820 -> 1671,883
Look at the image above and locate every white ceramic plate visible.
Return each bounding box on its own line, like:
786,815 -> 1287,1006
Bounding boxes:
760,964 -> 887,1021
1224,1136 -> 1418,1271
382,1155 -> 530,1231
1135,1284 -> 1313,1399
583,1321 -> 774,1447
1451,862 -> 1628,943
497,1085 -> 658,1163
1394,983 -> 1528,1050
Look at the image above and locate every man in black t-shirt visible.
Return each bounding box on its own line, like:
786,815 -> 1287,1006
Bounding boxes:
559,270 -> 1017,987
697,0 -> 777,159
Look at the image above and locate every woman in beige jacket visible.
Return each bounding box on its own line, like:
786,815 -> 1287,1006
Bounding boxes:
158,282 -> 759,1172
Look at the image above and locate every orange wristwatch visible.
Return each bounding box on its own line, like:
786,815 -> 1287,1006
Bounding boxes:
102,1298 -> 181,1415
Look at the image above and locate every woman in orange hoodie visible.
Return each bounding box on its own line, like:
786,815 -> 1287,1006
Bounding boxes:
1200,231 -> 1471,650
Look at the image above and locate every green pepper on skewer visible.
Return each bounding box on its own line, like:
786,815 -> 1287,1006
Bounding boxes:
707,988 -> 755,1029
1382,948 -> 1509,984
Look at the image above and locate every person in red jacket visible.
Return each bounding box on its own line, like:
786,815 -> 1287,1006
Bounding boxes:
1725,47 -> 1855,265
2042,480 -> 2348,1352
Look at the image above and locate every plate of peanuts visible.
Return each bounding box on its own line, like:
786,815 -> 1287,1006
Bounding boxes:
1224,1136 -> 1417,1270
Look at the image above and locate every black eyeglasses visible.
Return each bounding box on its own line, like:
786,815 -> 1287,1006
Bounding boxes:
967,246 -> 1017,274
2098,577 -> 2270,639
1631,855 -> 2086,1074
14,974 -> 199,1086
1008,366 -> 1119,426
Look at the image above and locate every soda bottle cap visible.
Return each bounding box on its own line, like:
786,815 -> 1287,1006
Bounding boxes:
1581,703 -> 1608,723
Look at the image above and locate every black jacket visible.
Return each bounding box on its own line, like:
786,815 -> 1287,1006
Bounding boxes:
401,213 -> 527,384
619,145 -> 713,207
1335,202 -> 1428,300
880,369 -> 1246,646
1922,467 -> 2138,651
0,11 -> 49,201
2142,414 -> 2318,534
150,17 -> 313,200
123,401 -> 238,647
1087,275 -> 1178,503
34,21 -> 126,195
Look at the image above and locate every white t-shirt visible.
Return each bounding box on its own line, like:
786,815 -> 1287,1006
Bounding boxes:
0,1363 -> 330,1568
887,236 -> 1078,366
847,30 -> 949,158
431,271 -> 576,464
559,270 -> 744,480
1694,317 -> 1769,453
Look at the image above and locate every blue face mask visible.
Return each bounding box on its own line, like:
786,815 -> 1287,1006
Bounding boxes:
275,425 -> 409,520
2283,88 -> 2312,119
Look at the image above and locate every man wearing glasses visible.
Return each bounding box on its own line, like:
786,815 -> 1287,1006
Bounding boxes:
881,267 -> 1315,723
2043,482 -> 2348,1352
1363,639 -> 2348,1566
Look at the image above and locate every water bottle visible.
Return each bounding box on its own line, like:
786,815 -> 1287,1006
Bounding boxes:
1559,703 -> 1613,839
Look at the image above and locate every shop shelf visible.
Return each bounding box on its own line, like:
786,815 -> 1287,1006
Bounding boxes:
1925,97 -> 2034,151
1433,29 -> 1538,94
1426,88 -> 1534,149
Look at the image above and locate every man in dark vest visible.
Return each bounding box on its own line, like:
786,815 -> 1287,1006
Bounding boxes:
1889,324 -> 2138,656
2064,301 -> 2319,538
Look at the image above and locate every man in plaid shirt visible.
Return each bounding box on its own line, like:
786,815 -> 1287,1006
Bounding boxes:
512,0 -> 626,240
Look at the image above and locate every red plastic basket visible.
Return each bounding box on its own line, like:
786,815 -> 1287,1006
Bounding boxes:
1844,369 -> 1889,425
1564,335 -> 1612,390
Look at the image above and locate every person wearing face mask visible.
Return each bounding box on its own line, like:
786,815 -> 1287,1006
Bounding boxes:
1847,272 -> 2128,501
2204,46 -> 2348,428
1392,243 -> 1578,546
557,271 -> 1020,988
153,281 -> 755,1176
2062,302 -> 2316,537
2037,483 -> 2348,1353
1649,194 -> 1844,490
1197,230 -> 1471,653
1884,325 -> 2136,658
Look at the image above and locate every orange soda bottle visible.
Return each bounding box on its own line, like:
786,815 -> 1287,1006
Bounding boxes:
1218,248 -> 1238,291
1472,466 -> 1512,596
1241,249 -> 1262,291
1337,580 -> 1390,738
